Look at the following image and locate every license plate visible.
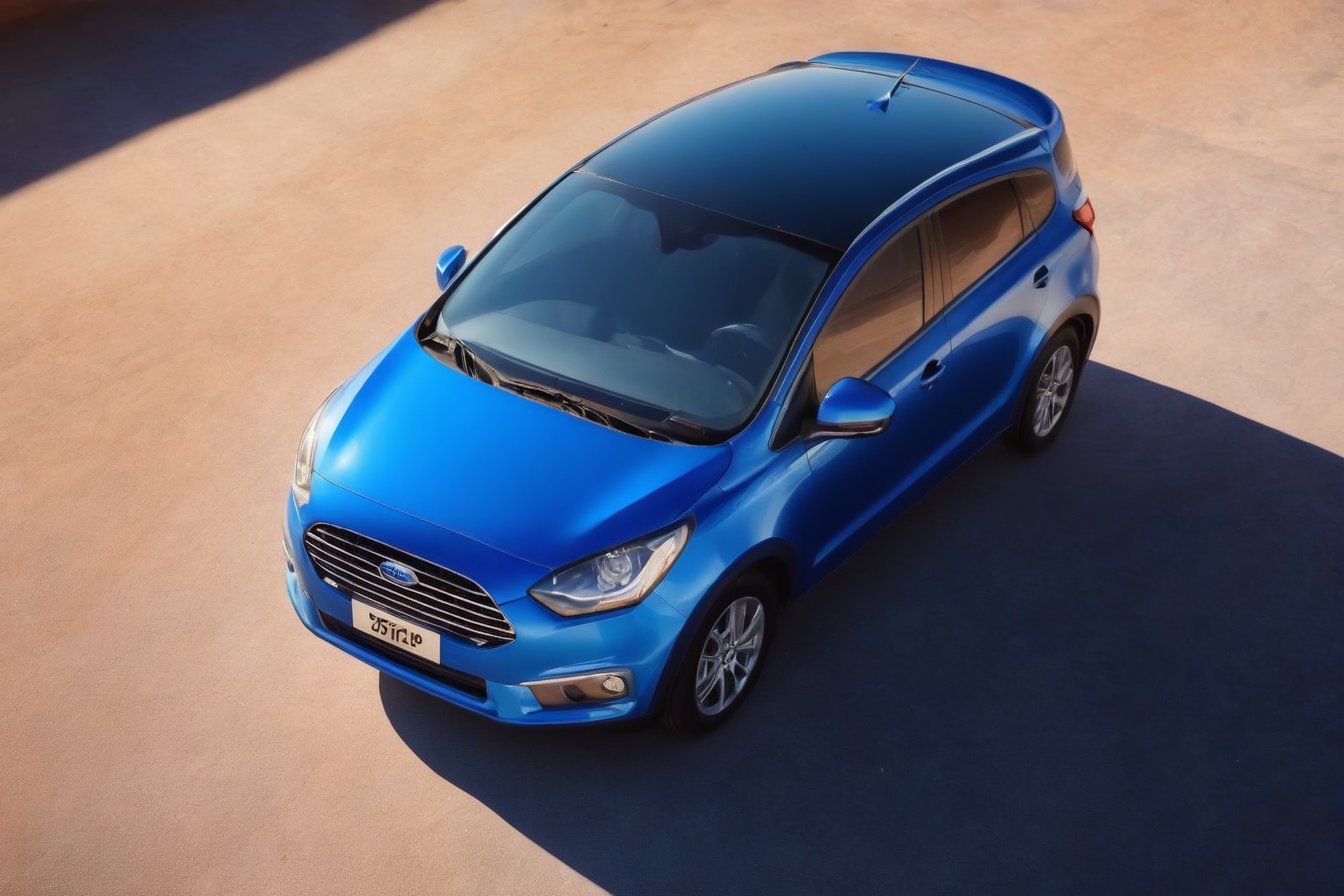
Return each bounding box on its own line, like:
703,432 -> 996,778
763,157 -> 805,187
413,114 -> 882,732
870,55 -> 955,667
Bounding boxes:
351,599 -> 439,663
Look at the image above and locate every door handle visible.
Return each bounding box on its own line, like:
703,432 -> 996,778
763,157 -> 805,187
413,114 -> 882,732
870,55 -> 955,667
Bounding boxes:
920,358 -> 946,388
1033,265 -> 1050,288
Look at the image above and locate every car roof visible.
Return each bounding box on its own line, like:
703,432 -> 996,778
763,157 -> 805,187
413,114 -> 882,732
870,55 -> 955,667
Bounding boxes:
581,60 -> 1027,250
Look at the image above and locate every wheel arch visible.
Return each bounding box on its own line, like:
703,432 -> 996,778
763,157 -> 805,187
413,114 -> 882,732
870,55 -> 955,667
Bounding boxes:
647,539 -> 797,718
1008,294 -> 1099,431
1049,293 -> 1100,362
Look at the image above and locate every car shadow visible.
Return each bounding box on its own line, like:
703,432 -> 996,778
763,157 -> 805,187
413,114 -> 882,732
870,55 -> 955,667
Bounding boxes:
0,0 -> 436,196
380,363 -> 1344,894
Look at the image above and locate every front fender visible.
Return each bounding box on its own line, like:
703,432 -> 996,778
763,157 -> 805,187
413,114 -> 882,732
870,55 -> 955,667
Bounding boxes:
646,533 -> 797,718
644,466 -> 803,715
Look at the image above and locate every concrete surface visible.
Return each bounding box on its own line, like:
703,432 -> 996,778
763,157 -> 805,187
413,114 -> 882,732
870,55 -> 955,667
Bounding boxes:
2,1 -> 1342,893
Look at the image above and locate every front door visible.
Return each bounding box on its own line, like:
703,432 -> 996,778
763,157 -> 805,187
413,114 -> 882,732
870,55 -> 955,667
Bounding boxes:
789,221 -> 958,575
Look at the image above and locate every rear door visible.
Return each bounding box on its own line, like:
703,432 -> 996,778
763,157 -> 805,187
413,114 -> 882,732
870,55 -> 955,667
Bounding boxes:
931,172 -> 1059,449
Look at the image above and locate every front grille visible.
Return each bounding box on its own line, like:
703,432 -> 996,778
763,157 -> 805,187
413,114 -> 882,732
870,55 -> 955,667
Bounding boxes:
319,612 -> 488,699
303,523 -> 515,648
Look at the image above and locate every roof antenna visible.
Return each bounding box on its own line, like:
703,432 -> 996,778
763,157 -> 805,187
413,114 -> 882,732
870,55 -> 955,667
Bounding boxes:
867,58 -> 920,112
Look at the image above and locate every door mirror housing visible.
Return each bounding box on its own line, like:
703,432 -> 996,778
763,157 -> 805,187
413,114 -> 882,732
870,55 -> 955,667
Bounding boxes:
807,377 -> 895,440
435,245 -> 469,291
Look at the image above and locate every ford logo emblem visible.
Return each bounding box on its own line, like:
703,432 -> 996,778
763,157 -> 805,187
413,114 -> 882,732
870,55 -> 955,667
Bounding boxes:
378,560 -> 419,587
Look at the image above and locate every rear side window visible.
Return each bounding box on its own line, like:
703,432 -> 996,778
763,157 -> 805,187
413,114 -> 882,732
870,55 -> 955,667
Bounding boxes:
813,226 -> 924,391
1015,170 -> 1056,231
1053,131 -> 1077,183
938,181 -> 1023,297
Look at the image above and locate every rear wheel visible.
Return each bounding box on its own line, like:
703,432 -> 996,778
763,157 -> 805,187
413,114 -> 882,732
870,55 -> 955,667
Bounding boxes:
662,571 -> 777,734
1008,327 -> 1081,452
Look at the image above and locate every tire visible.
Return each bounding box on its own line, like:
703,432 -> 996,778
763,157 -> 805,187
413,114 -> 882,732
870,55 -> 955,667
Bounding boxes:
662,571 -> 778,734
1007,326 -> 1082,452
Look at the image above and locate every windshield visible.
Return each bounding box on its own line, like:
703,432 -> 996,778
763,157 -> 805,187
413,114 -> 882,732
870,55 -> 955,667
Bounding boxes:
432,172 -> 836,439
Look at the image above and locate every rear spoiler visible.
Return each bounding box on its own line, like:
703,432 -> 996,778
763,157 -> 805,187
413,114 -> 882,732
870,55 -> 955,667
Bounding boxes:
806,52 -> 1063,143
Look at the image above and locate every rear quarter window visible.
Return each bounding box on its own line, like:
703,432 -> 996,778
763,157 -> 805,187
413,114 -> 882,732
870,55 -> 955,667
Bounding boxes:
1053,131 -> 1077,183
1015,170 -> 1057,231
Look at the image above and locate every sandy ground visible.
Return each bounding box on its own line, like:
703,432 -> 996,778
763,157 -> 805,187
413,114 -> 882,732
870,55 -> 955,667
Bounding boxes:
2,1 -> 1342,894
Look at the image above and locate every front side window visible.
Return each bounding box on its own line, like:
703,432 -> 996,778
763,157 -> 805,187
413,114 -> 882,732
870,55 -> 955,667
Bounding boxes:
811,226 -> 924,392
939,180 -> 1024,298
432,172 -> 836,439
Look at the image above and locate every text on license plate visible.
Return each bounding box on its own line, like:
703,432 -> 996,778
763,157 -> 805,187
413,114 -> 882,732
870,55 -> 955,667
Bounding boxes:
351,598 -> 439,663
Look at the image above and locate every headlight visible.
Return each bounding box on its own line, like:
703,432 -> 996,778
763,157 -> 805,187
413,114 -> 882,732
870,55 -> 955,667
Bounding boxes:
529,523 -> 691,617
291,388 -> 339,506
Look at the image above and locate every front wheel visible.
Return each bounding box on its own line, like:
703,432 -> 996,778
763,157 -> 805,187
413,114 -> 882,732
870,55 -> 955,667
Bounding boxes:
1007,327 -> 1082,452
662,571 -> 777,734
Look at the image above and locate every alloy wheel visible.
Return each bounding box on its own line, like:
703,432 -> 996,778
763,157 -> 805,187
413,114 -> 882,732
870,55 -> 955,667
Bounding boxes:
1031,345 -> 1075,437
695,596 -> 765,715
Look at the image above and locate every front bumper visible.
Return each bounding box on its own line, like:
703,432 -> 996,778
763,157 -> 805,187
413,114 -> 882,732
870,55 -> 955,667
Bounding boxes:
283,482 -> 688,726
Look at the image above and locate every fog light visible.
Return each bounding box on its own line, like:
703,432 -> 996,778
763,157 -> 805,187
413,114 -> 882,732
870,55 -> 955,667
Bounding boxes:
523,669 -> 634,708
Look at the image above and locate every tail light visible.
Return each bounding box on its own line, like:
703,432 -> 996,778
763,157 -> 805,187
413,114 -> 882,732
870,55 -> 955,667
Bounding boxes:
1073,198 -> 1095,234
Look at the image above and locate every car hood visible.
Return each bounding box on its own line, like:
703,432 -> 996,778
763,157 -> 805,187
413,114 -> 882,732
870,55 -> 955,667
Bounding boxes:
316,331 -> 730,570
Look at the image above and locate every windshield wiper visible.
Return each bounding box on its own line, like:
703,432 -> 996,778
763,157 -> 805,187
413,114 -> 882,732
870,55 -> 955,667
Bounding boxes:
425,331 -> 501,384
496,377 -> 674,442
426,332 -> 687,442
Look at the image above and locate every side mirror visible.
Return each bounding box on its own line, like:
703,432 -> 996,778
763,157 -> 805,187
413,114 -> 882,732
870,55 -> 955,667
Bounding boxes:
807,377 -> 895,440
435,245 -> 469,291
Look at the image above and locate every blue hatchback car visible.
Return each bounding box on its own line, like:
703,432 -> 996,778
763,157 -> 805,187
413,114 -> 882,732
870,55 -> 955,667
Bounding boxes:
283,52 -> 1099,731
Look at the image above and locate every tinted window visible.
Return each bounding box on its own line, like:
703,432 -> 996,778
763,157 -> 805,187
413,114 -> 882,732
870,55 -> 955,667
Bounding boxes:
1053,130 -> 1077,183
813,227 -> 923,391
1016,170 -> 1056,231
436,173 -> 835,437
939,180 -> 1023,297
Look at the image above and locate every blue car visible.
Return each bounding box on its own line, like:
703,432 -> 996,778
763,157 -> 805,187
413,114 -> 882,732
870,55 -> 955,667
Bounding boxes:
283,52 -> 1099,731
